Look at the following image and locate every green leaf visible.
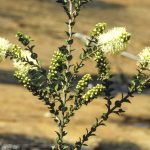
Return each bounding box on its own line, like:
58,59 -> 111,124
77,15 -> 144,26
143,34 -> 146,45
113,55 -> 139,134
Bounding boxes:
70,21 -> 75,26
55,84 -> 59,91
67,39 -> 73,45
67,55 -> 73,61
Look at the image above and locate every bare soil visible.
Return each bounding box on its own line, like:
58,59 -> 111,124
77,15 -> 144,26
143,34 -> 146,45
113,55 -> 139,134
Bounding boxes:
0,0 -> 150,149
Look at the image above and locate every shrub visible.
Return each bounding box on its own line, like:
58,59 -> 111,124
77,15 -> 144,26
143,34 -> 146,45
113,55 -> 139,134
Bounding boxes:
0,0 -> 150,149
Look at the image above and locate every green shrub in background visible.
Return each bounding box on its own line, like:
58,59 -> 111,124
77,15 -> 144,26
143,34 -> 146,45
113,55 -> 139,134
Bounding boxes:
0,0 -> 150,149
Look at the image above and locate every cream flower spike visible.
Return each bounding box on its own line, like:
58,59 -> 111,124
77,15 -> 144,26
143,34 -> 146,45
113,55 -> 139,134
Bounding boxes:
21,50 -> 38,65
98,27 -> 131,54
138,47 -> 150,70
13,59 -> 31,75
0,37 -> 12,62
13,50 -> 38,75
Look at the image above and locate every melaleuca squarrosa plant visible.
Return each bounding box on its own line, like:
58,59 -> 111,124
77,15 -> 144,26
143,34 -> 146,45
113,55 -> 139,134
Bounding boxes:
0,0 -> 150,149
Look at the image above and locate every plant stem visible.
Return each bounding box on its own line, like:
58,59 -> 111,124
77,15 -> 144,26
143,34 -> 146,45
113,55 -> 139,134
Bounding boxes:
73,67 -> 150,149
73,91 -> 134,150
57,0 -> 75,149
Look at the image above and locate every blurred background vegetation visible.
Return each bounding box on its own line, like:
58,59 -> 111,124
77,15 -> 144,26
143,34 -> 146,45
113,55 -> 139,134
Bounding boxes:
0,0 -> 150,149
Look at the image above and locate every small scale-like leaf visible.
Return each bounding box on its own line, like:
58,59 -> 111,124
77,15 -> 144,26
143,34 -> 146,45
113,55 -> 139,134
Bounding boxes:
83,143 -> 88,146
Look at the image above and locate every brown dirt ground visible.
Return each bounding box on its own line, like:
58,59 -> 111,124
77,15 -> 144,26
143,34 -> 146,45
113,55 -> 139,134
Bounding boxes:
0,0 -> 150,149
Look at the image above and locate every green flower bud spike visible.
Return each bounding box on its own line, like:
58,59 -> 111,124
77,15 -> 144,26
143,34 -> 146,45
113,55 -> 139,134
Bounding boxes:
48,51 -> 65,80
76,74 -> 92,92
90,23 -> 107,37
82,84 -> 105,102
11,45 -> 22,58
14,71 -> 31,88
95,51 -> 110,81
16,32 -> 31,46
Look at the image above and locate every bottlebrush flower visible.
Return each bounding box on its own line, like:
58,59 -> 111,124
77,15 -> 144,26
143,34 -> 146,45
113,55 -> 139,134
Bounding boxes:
0,37 -> 12,62
97,27 -> 131,54
21,50 -> 37,65
13,50 -> 37,75
13,59 -> 31,75
137,47 -> 150,70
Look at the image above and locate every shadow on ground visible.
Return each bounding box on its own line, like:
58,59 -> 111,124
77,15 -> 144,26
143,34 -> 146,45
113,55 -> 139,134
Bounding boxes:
0,134 -> 141,150
0,68 -> 129,85
0,133 -> 142,150
48,0 -> 125,9
0,134 -> 52,149
84,0 -> 125,9
94,141 -> 142,150
110,114 -> 150,129
1,69 -> 150,94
